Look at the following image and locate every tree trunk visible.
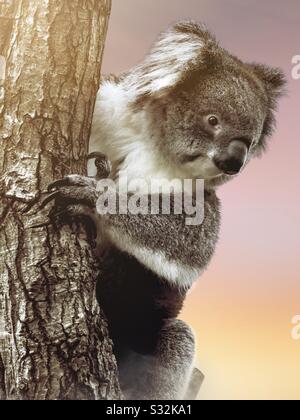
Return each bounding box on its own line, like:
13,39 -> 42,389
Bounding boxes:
0,0 -> 122,400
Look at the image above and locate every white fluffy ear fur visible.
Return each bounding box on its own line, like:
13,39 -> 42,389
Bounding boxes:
124,21 -> 215,104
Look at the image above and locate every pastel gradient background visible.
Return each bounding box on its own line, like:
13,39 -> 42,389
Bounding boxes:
102,0 -> 300,400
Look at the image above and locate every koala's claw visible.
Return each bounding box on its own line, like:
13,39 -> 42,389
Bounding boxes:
39,185 -> 98,212
39,191 -> 60,210
48,174 -> 97,192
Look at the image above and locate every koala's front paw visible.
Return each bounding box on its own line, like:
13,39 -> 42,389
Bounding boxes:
46,175 -> 98,207
28,175 -> 99,230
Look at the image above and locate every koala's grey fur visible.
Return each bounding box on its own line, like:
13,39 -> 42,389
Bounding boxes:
46,22 -> 285,400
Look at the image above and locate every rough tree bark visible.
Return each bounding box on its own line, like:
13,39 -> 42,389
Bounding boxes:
0,0 -> 122,400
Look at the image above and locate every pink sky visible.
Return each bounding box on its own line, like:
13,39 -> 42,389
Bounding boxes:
102,0 -> 300,399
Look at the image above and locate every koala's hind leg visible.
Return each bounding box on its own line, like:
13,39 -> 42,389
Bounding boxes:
119,319 -> 196,400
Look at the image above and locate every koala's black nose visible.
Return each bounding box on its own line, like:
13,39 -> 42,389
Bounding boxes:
214,157 -> 244,175
213,139 -> 249,176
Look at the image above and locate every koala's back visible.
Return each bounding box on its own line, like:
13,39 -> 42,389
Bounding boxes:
96,246 -> 187,355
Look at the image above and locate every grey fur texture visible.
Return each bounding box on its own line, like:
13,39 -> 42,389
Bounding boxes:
43,22 -> 286,400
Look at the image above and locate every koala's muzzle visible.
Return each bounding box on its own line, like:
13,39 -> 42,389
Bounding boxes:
213,139 -> 249,176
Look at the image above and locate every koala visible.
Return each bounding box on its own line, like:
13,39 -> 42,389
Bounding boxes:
42,22 -> 285,400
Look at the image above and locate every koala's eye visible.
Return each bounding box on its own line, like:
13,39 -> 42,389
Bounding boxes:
208,116 -> 219,127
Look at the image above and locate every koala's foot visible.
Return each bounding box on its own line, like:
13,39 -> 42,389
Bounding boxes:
118,319 -> 196,400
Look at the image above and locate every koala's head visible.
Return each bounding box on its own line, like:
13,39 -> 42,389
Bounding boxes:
126,21 -> 286,186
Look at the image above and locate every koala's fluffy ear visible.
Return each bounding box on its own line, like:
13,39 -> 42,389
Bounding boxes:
251,64 -> 286,101
125,21 -> 216,106
250,64 -> 286,153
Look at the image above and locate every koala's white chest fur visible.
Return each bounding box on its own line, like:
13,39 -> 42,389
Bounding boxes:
90,82 -> 155,179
